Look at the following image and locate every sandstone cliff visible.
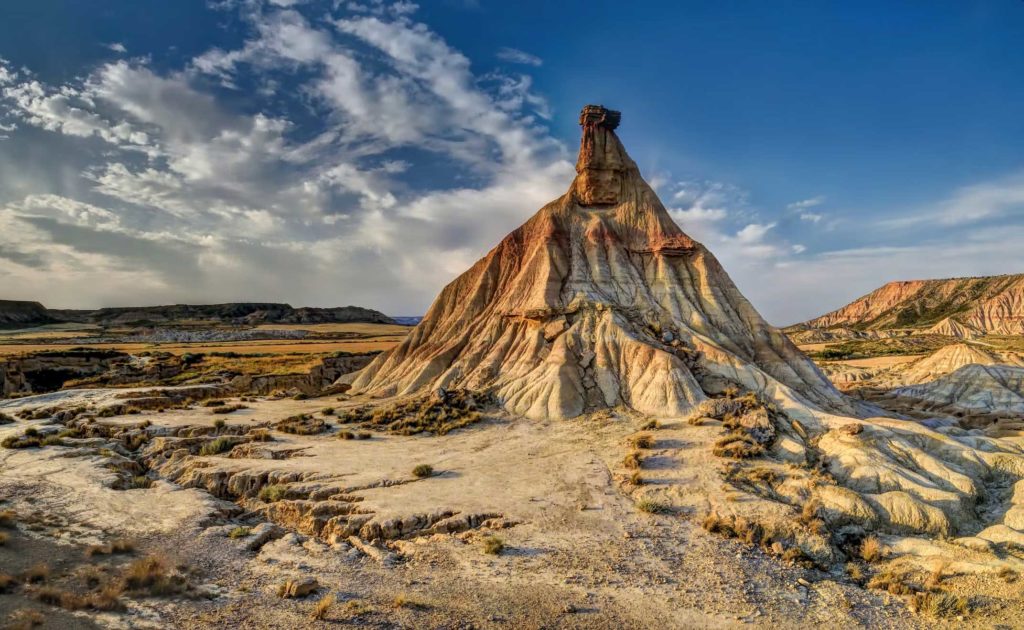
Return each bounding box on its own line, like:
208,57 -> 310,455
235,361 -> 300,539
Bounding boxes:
348,105 -> 849,420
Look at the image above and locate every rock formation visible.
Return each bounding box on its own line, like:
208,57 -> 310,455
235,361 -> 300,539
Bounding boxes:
349,106 -> 850,419
797,273 -> 1024,335
48,303 -> 396,326
899,342 -> 1024,386
0,300 -> 53,327
891,364 -> 1024,415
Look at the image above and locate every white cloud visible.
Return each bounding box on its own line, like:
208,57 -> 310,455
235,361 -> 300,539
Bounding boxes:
496,47 -> 542,66
800,212 -> 823,222
106,42 -> 127,54
787,195 -> 824,210
735,222 -> 775,244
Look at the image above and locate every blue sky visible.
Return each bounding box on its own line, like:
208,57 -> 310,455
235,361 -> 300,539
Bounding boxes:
0,0 -> 1022,324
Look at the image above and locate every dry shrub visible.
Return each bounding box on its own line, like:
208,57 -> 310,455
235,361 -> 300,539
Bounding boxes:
258,484 -> 288,503
911,592 -> 970,618
412,464 -> 433,478
998,566 -> 1018,583
23,564 -> 49,584
0,532 -> 7,546
637,498 -> 668,514
211,405 -> 247,415
0,509 -> 15,527
481,535 -> 504,555
338,431 -> 355,440
341,600 -> 373,617
712,431 -> 764,458
845,562 -> 865,583
0,573 -> 18,592
640,419 -> 660,430
630,434 -> 655,449
275,414 -> 327,435
199,437 -> 235,456
86,539 -> 135,557
623,451 -> 643,469
310,593 -> 336,620
121,555 -> 188,596
393,592 -> 429,609
228,526 -> 251,539
867,567 -> 914,596
249,428 -> 273,442
629,471 -> 644,486
860,536 -> 884,563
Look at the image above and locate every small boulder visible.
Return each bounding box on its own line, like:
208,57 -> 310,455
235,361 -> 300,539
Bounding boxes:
277,576 -> 318,598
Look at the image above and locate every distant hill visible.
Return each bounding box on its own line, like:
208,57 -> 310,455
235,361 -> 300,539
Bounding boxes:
0,300 -> 54,327
40,302 -> 395,326
794,274 -> 1024,335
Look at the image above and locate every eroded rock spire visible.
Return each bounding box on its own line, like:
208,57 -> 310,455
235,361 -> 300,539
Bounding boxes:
573,105 -> 634,206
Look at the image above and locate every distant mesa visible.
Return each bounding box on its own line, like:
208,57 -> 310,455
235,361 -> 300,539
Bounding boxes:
0,301 -> 395,327
347,105 -> 852,420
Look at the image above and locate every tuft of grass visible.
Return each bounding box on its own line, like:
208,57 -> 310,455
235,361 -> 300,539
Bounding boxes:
293,393 -> 310,400
639,419 -> 660,430
310,593 -> 336,620
998,566 -> 1018,583
341,599 -> 373,617
213,418 -> 226,429
228,526 -> 252,539
481,535 -> 504,555
23,563 -> 50,584
357,432 -> 372,440
867,567 -> 914,596
212,405 -> 247,415
339,431 -> 355,440
0,413 -> 14,425
321,407 -> 335,416
845,562 -> 865,583
275,414 -> 327,435
259,484 -> 288,503
912,592 -> 970,618
199,437 -> 235,456
623,451 -> 643,469
0,509 -> 16,528
0,573 -> 18,593
636,498 -> 668,514
86,539 -> 135,557
860,536 -> 883,563
202,400 -> 226,408
393,592 -> 429,609
121,555 -> 187,596
630,434 -> 654,449
249,428 -> 273,442
629,471 -> 644,486
412,464 -> 434,478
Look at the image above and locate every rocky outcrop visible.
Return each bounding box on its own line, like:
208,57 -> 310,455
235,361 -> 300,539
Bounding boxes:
0,349 -> 129,396
0,300 -> 53,327
927,317 -> 984,340
349,105 -> 851,420
797,274 -> 1024,334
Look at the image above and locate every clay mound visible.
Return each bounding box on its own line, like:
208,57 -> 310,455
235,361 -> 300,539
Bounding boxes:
927,317 -> 984,339
899,343 -> 1005,385
349,106 -> 850,420
891,364 -> 1024,415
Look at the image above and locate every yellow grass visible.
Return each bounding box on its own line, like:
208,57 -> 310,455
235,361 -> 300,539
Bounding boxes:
833,355 -> 924,369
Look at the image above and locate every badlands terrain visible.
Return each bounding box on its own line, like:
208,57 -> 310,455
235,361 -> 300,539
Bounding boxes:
2,108 -> 1024,629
